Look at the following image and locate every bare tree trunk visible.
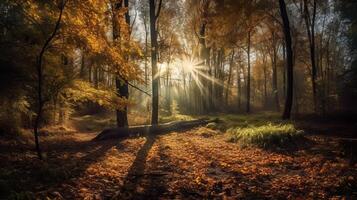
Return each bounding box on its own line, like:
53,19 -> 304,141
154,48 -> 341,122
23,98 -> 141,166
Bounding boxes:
116,78 -> 129,127
225,50 -> 234,106
80,50 -> 86,79
279,0 -> 294,119
263,58 -> 268,108
198,22 -> 207,113
246,31 -> 251,113
212,49 -> 217,111
237,64 -> 242,110
283,43 -> 286,99
166,60 -> 171,115
144,20 -> 149,86
88,65 -> 92,83
142,17 -> 150,114
34,0 -> 66,159
303,0 -> 318,113
206,48 -> 213,111
326,38 -> 331,112
149,0 -> 162,125
272,40 -> 280,111
219,49 -> 225,105
94,67 -> 99,88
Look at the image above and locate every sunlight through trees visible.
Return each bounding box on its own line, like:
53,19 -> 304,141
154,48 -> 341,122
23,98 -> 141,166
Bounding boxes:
0,0 -> 357,198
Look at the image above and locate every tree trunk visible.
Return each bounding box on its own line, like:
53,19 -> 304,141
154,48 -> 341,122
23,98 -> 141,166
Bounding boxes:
33,0 -> 66,159
80,50 -> 86,79
144,20 -> 149,86
326,38 -> 331,112
263,57 -> 268,108
207,48 -> 213,110
283,43 -> 286,99
246,31 -> 251,113
272,39 -> 280,111
225,50 -> 234,106
149,0 -> 162,125
94,67 -> 99,88
116,78 -> 129,127
166,61 -> 171,115
303,0 -> 318,113
199,23 -> 208,113
279,0 -> 294,119
237,64 -> 242,110
113,0 -> 129,127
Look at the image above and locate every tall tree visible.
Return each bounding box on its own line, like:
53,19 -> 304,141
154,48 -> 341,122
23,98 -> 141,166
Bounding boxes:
225,49 -> 235,105
279,0 -> 294,119
139,0 -> 150,86
246,30 -> 252,113
113,0 -> 130,128
149,0 -> 162,125
303,0 -> 318,113
270,29 -> 280,111
33,0 -> 67,159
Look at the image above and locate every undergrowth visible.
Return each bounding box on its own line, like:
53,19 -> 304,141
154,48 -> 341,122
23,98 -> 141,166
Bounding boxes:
227,123 -> 304,148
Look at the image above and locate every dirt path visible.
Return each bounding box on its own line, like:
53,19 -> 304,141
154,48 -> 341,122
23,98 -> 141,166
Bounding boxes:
16,128 -> 351,200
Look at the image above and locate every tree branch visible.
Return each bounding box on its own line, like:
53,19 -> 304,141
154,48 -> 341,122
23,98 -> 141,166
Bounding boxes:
155,0 -> 163,20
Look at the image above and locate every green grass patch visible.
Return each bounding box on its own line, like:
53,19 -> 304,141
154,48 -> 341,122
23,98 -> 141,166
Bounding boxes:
159,113 -> 195,123
227,123 -> 304,148
203,112 -> 284,131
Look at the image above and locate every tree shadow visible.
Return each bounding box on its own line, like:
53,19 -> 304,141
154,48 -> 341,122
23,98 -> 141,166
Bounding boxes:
261,136 -> 316,156
134,140 -> 175,199
0,136 -> 123,199
114,134 -> 158,199
25,138 -> 121,199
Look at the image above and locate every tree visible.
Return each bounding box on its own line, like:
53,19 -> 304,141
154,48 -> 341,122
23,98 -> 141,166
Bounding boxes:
267,21 -> 281,111
225,49 -> 235,105
139,0 -> 150,86
149,0 -> 162,125
241,0 -> 264,113
337,0 -> 357,112
246,30 -> 252,113
111,0 -> 130,128
156,0 -> 183,115
302,0 -> 318,113
279,0 -> 294,119
33,0 -> 67,159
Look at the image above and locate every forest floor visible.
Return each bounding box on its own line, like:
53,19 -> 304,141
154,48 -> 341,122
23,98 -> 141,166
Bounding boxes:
0,113 -> 357,199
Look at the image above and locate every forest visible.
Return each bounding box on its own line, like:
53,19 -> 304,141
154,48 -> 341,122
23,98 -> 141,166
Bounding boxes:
0,0 -> 356,199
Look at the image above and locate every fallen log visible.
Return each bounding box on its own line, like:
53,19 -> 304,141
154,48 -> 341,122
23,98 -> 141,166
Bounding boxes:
93,118 -> 218,141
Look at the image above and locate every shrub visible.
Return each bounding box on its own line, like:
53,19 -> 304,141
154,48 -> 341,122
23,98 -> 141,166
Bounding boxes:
227,123 -> 304,148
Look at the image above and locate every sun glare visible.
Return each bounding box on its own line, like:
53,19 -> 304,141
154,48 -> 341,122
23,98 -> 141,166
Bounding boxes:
155,56 -> 227,95
181,57 -> 196,74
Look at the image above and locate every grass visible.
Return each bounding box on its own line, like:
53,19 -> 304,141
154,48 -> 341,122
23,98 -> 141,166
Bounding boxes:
227,123 -> 304,148
159,113 -> 195,123
200,112 -> 283,131
193,112 -> 306,149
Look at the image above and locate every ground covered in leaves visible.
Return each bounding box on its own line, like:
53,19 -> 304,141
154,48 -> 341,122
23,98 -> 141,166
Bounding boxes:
0,114 -> 357,199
